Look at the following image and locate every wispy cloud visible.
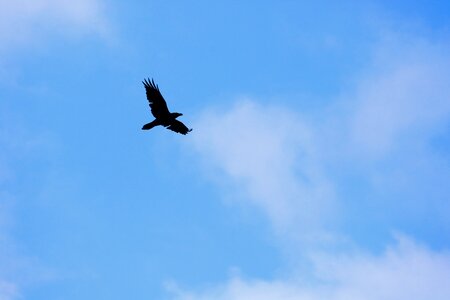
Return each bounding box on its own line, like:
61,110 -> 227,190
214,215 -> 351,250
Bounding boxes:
349,32 -> 450,158
0,195 -> 20,300
190,100 -> 336,241
0,0 -> 110,53
0,280 -> 18,300
0,118 -> 56,300
336,31 -> 450,230
169,236 -> 450,300
180,26 -> 450,300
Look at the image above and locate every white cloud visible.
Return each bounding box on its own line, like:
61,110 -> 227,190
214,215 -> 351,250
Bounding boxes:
0,0 -> 110,53
0,196 -> 20,300
0,194 -> 54,300
188,31 -> 450,237
333,32 -> 450,226
0,280 -> 18,300
0,121 -> 56,300
190,100 -> 336,239
169,237 -> 450,300
349,33 -> 450,158
182,27 -> 450,300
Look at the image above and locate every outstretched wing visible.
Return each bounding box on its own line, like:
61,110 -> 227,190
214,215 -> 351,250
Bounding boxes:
142,78 -> 170,118
166,120 -> 192,135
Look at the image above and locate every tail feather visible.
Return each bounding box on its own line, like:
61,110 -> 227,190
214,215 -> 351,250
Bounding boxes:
142,120 -> 158,130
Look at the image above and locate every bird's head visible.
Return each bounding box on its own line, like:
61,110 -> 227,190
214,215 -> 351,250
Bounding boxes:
173,112 -> 183,118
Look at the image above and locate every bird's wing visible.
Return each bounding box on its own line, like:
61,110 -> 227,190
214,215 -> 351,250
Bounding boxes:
166,120 -> 192,135
142,78 -> 170,118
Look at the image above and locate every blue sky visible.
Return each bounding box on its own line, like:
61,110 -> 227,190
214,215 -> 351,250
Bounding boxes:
1,1 -> 450,299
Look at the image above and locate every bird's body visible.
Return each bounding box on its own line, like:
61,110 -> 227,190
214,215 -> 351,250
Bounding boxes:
141,78 -> 192,135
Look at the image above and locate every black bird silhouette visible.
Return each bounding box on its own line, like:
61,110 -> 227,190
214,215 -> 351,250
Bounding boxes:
141,78 -> 192,135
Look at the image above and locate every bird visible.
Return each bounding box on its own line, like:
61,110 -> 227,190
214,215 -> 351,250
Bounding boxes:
141,78 -> 192,135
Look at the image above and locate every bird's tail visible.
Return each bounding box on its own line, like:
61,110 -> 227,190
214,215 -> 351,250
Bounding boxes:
142,120 -> 158,130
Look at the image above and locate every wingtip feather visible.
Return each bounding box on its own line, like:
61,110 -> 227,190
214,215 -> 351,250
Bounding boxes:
143,77 -> 159,90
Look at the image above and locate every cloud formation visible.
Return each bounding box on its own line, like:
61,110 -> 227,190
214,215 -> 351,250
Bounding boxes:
349,33 -> 450,158
190,101 -> 336,240
0,196 -> 19,300
0,281 -> 18,300
170,237 -> 450,300
182,29 -> 450,300
0,0 -> 109,53
0,119 -> 56,300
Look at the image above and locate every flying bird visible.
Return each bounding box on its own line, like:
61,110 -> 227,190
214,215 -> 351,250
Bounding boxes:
141,78 -> 192,135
